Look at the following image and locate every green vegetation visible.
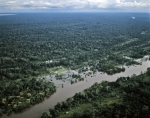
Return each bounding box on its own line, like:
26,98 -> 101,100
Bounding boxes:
1,13 -> 150,82
49,67 -> 67,75
41,68 -> 150,118
0,78 -> 56,115
0,13 -> 150,116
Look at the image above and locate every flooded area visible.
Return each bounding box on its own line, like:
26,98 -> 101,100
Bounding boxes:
2,60 -> 150,118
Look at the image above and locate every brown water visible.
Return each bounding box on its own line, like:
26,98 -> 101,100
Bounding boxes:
2,61 -> 150,118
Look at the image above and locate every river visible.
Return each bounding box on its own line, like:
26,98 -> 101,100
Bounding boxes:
2,60 -> 150,118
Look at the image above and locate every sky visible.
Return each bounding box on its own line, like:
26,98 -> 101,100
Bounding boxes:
0,0 -> 150,12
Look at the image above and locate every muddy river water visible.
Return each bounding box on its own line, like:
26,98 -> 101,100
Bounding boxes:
2,60 -> 150,118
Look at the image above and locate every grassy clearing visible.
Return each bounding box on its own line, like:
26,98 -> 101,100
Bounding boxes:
48,67 -> 67,74
121,38 -> 138,45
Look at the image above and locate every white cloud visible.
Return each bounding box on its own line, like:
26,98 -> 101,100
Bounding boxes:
22,0 -> 88,9
115,0 -> 148,8
6,1 -> 16,4
0,0 -> 149,11
87,0 -> 108,8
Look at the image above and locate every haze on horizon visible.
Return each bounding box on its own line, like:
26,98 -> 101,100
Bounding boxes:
0,0 -> 150,13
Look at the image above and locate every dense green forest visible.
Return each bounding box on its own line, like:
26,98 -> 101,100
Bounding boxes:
0,78 -> 56,115
0,13 -> 150,81
0,13 -> 150,116
41,68 -> 150,118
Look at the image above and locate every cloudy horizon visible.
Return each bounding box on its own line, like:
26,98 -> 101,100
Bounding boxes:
0,0 -> 150,12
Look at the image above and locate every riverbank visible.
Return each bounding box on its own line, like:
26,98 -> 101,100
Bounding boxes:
2,60 -> 150,118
